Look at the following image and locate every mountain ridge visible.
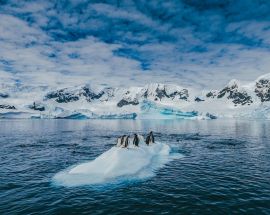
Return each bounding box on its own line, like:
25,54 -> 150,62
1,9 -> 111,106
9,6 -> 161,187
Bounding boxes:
1,74 -> 270,119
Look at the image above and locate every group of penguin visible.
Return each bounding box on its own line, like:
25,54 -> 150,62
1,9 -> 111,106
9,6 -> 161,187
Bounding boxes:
116,131 -> 155,148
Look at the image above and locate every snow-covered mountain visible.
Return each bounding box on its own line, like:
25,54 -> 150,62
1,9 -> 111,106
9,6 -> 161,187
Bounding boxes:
1,74 -> 270,119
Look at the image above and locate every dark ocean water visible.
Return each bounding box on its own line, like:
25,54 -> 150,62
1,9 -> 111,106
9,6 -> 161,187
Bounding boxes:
0,119 -> 270,215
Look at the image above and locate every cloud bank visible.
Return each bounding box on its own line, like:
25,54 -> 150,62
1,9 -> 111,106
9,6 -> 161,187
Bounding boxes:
0,0 -> 270,89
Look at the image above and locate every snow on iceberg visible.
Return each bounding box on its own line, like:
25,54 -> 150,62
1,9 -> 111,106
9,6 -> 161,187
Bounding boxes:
53,142 -> 181,187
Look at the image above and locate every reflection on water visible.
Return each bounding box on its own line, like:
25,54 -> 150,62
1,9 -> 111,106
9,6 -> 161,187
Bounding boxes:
0,119 -> 270,214
1,118 -> 270,137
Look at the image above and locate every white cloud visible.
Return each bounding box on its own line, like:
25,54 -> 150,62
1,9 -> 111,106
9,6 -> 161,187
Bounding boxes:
0,0 -> 270,90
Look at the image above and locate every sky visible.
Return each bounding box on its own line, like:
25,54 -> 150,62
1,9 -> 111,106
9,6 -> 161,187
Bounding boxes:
0,0 -> 270,90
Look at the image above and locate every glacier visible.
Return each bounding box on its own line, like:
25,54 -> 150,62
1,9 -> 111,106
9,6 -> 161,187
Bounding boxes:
1,73 -> 270,119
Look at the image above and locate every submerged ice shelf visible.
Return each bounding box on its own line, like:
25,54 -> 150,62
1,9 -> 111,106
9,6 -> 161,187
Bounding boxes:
53,142 -> 181,187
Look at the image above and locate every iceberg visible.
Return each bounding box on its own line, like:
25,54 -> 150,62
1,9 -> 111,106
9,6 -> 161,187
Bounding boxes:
53,142 -> 180,187
140,101 -> 198,119
56,112 -> 90,119
55,112 -> 137,119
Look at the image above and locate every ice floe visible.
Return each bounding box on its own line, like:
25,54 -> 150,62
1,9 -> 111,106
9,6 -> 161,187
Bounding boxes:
53,142 -> 182,187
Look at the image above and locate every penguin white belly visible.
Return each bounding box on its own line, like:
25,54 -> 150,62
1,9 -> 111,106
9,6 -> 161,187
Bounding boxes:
116,137 -> 122,147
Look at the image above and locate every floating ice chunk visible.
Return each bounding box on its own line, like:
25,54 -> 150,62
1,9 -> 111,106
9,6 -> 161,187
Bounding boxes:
53,142 -> 180,187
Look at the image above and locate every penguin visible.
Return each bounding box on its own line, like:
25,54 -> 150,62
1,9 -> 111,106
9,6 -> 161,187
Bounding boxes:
116,136 -> 122,147
116,135 -> 126,147
133,133 -> 139,147
146,131 -> 155,145
149,131 -> 155,143
123,135 -> 129,148
120,135 -> 126,147
145,134 -> 150,145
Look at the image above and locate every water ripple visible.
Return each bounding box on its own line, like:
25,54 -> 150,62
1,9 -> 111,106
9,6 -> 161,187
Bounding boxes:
0,119 -> 270,214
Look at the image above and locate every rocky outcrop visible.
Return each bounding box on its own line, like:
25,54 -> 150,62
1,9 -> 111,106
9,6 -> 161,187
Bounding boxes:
81,86 -> 104,102
45,89 -> 80,103
143,84 -> 189,101
217,81 -> 238,99
0,104 -> 16,109
217,80 -> 253,105
255,78 -> 270,102
0,93 -> 9,98
229,91 -> 253,105
45,86 -> 105,103
206,90 -> 218,98
168,89 -> 189,100
194,97 -> 204,102
117,99 -> 139,107
117,90 -> 139,107
29,103 -> 45,111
